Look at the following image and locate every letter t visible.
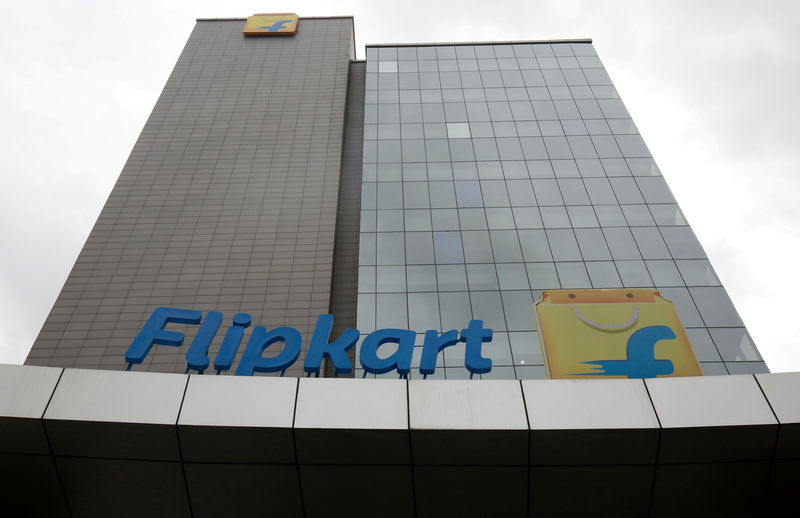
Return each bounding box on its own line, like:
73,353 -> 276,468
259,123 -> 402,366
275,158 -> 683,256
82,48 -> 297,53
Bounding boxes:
460,319 -> 493,375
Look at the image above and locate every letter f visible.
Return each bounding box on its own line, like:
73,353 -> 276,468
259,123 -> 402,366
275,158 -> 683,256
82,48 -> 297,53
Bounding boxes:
125,307 -> 202,365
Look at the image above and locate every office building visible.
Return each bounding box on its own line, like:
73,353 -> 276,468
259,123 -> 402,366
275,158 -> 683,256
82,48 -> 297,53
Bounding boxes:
2,15 -> 796,517
23,16 -> 767,379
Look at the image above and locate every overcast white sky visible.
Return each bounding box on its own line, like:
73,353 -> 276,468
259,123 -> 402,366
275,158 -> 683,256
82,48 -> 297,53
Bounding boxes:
1,0 -> 798,371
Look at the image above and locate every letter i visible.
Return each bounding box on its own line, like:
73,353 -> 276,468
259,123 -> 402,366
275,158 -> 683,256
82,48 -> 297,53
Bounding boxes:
213,313 -> 251,374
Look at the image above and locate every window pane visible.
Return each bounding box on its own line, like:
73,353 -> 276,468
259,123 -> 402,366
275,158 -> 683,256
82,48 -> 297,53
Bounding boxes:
429,182 -> 457,208
377,209 -> 404,231
431,209 -> 459,230
496,263 -> 529,290
519,230 -> 552,261
359,266 -> 376,293
645,260 -> 683,286
556,262 -> 591,288
437,264 -> 468,291
455,181 -> 484,207
636,177 -> 675,203
690,287 -> 743,327
447,122 -> 471,138
439,292 -> 472,330
575,228 -> 611,260
376,266 -> 406,292
453,162 -> 479,180
587,261 -> 622,288
482,334 -> 514,369
507,179 -> 536,206
408,293 -> 441,332
519,137 -> 548,160
357,294 -> 376,332
502,290 -> 536,331
584,178 -> 617,204
616,134 -> 651,157
710,328 -> 761,361
650,204 -> 687,226
433,231 -> 465,264
658,287 -> 704,327
376,233 -> 405,265
622,205 -> 654,226
533,179 -> 564,205
401,139 -> 426,162
547,229 -> 582,261
509,332 -> 543,365
360,233 -> 376,265
558,179 -> 590,205
540,206 -> 571,228
567,206 -> 598,228
626,158 -> 660,176
486,208 -> 516,229
631,227 -> 670,259
490,230 -> 523,262
403,163 -> 427,181
377,183 -> 403,209
685,328 -> 721,362
603,228 -> 641,260
567,136 -> 597,159
676,260 -> 721,286
377,140 -> 401,162
594,205 -> 626,227
427,162 -> 452,180
543,136 -> 573,159
610,177 -> 644,204
450,140 -> 476,161
660,227 -> 706,259
502,161 -> 528,178
405,232 -> 435,264
481,180 -> 511,206
378,163 -> 402,181
526,263 -> 560,289
462,230 -> 494,263
407,265 -> 437,292
576,159 -> 603,178
616,260 -> 653,287
470,291 -> 506,331
467,264 -> 499,290
513,207 -> 544,229
425,139 -> 451,162
376,293 -> 408,329
405,209 -> 432,231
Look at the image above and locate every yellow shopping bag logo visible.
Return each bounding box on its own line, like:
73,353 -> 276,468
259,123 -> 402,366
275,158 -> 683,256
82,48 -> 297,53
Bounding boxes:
243,13 -> 299,36
533,289 -> 702,379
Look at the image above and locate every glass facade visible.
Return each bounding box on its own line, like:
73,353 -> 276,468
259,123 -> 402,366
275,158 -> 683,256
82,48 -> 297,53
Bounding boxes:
357,42 -> 767,379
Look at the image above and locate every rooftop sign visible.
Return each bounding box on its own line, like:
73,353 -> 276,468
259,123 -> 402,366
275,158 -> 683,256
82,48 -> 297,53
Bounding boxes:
124,308 -> 493,378
243,13 -> 299,36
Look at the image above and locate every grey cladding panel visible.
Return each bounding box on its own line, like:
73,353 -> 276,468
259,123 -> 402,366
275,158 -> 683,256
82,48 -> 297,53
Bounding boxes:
27,19 -> 355,376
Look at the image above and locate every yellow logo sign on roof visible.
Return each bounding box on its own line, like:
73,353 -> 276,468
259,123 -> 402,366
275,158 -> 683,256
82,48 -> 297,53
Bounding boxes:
243,13 -> 299,36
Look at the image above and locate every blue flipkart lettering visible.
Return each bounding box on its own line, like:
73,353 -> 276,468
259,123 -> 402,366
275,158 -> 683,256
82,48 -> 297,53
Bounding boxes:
124,307 -> 494,377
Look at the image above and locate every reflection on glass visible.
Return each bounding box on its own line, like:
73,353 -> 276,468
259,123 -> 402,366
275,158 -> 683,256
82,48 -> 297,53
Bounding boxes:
358,43 -> 765,380
446,122 -> 471,139
433,231 -> 464,264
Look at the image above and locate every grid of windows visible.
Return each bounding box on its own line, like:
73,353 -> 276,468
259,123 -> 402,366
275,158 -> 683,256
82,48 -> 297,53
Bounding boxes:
357,42 -> 767,379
